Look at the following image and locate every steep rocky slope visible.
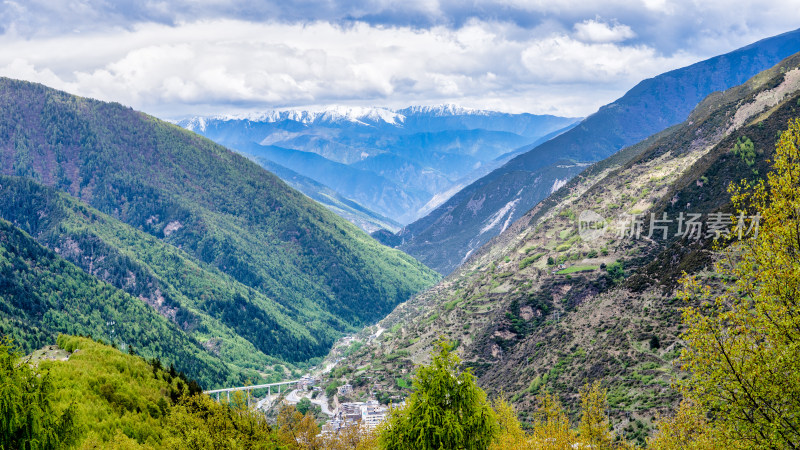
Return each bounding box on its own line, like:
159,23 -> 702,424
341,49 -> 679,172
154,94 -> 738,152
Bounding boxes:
333,51 -> 800,445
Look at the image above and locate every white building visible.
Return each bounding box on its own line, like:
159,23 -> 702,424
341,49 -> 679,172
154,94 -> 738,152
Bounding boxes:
361,401 -> 388,430
337,383 -> 353,396
326,400 -> 391,433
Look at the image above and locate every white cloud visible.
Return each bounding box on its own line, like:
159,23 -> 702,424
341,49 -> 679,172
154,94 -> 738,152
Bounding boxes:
573,19 -> 635,43
520,34 -> 683,83
640,0 -> 674,14
0,18 -> 702,118
0,1 -> 799,119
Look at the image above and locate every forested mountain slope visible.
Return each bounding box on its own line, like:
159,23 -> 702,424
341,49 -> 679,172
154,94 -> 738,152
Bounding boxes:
0,175 -> 332,385
334,50 -> 800,444
0,78 -> 439,385
0,217 -> 232,385
396,27 -> 800,275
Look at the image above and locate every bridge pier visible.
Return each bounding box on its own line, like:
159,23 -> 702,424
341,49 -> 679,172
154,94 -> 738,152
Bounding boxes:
203,379 -> 300,409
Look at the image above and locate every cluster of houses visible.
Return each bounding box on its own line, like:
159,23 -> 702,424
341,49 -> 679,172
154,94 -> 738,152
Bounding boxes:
322,400 -> 392,434
298,375 -> 319,390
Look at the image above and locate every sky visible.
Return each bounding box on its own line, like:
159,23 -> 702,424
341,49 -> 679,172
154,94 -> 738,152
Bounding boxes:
1,1 -> 799,119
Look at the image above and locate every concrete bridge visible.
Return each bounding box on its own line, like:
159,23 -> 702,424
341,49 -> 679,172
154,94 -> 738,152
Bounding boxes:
204,380 -> 301,406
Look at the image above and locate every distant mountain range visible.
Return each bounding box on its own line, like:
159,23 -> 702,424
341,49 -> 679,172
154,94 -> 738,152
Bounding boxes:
179,105 -> 579,229
392,27 -> 800,275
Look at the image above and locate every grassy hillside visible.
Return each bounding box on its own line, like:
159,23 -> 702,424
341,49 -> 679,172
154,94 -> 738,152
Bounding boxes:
333,51 -> 800,445
0,77 -> 439,375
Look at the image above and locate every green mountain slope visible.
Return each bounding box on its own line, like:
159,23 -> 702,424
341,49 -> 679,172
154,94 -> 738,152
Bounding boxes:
333,52 -> 800,444
0,78 -> 438,378
0,175 -> 323,381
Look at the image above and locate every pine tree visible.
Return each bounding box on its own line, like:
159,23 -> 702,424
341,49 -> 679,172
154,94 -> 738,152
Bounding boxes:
380,340 -> 498,450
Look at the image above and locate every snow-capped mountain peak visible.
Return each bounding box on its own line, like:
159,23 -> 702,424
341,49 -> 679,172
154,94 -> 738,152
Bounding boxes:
179,103 -> 506,130
185,106 -> 406,127
182,116 -> 208,132
397,104 -> 489,117
315,106 -> 405,126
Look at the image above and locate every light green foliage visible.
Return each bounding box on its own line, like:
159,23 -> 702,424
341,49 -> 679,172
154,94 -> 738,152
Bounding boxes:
678,119 -> 800,447
559,209 -> 577,221
443,298 -> 463,312
577,382 -> 616,448
325,381 -> 342,398
731,135 -> 756,166
555,243 -> 571,252
162,394 -> 281,449
295,398 -> 312,415
490,385 -> 630,449
380,341 -> 498,450
46,335 -> 197,446
37,336 -> 281,449
556,265 -> 598,275
519,253 -> 544,269
344,341 -> 365,357
395,377 -> 411,389
648,400 -> 722,449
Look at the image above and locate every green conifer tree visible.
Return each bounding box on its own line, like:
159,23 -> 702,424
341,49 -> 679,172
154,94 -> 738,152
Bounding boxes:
380,340 -> 498,450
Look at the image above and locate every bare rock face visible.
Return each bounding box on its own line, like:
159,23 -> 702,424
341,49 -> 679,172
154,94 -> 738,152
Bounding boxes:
163,221 -> 183,236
